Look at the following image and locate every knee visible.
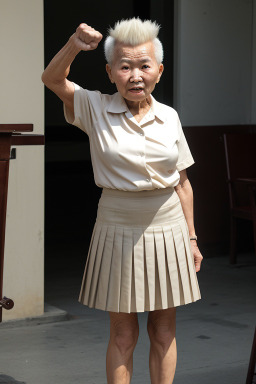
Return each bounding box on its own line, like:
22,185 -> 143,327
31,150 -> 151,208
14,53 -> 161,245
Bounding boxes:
147,322 -> 175,354
112,324 -> 139,356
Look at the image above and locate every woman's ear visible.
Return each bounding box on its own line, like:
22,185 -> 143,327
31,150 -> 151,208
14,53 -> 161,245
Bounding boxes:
157,63 -> 164,83
106,64 -> 115,84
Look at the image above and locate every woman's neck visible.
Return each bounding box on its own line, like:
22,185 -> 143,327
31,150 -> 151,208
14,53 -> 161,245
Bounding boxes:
125,96 -> 152,123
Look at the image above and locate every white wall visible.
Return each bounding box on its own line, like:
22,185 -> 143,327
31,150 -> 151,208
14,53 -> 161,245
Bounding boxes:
174,0 -> 253,126
0,0 -> 44,320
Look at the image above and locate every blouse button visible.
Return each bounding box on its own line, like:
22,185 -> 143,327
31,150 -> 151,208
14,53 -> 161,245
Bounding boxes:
146,178 -> 150,182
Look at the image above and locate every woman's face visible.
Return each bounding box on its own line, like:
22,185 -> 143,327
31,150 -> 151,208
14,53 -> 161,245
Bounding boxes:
106,41 -> 163,104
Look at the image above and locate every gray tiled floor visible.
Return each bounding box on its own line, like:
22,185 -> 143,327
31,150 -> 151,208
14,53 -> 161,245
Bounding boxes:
0,252 -> 255,384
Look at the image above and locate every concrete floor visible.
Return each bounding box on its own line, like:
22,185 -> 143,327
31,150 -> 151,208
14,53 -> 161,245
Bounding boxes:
0,251 -> 255,384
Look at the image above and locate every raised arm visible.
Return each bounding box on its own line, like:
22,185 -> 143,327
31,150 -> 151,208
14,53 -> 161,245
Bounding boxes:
174,169 -> 203,272
41,23 -> 103,120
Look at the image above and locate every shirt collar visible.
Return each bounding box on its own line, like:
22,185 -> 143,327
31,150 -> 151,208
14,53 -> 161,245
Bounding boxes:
106,92 -> 167,123
106,92 -> 128,113
149,94 -> 167,123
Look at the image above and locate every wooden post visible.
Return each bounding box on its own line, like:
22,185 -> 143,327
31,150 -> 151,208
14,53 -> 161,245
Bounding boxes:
0,124 -> 44,322
246,327 -> 256,384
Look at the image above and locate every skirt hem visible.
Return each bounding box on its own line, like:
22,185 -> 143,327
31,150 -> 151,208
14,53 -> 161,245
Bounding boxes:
78,296 -> 202,313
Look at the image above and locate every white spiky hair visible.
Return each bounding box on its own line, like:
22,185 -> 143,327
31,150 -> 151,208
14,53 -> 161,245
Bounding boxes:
104,17 -> 164,65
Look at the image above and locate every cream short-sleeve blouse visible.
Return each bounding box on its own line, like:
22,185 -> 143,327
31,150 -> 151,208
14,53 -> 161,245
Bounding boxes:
64,82 -> 195,191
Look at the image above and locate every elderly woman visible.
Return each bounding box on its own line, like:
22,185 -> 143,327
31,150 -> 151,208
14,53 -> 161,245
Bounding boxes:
42,18 -> 203,384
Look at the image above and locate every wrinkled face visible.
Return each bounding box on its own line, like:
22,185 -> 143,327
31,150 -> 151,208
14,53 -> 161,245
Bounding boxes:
106,41 -> 164,103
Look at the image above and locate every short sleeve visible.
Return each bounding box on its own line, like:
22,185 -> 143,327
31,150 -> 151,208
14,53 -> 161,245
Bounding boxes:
176,115 -> 195,172
63,82 -> 102,136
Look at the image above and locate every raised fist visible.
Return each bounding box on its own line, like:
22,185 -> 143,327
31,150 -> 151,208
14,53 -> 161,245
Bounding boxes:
71,23 -> 103,51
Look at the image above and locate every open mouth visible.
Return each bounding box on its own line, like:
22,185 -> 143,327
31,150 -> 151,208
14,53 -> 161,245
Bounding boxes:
129,87 -> 144,93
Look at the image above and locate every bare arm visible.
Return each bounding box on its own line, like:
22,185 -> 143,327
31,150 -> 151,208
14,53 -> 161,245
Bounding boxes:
41,23 -> 103,119
174,169 -> 203,272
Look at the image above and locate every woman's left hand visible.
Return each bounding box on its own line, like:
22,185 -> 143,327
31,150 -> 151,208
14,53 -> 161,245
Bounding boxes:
190,240 -> 203,272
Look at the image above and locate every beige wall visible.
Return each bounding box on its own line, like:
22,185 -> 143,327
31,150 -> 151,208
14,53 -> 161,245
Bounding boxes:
0,0 -> 44,320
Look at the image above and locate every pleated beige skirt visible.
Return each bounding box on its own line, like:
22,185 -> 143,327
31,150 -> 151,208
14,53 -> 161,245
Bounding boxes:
78,187 -> 201,313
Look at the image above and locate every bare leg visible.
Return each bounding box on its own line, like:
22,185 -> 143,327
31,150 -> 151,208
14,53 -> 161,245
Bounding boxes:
106,311 -> 139,384
147,307 -> 177,384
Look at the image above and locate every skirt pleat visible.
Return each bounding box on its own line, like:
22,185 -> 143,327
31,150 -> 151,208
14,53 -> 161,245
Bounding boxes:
172,224 -> 192,304
119,228 -> 133,312
144,229 -> 156,310
79,222 -> 99,305
88,224 -> 108,307
94,225 -> 115,309
163,227 -> 180,307
105,226 -> 123,311
78,187 -> 202,313
154,227 -> 168,309
133,228 -> 145,312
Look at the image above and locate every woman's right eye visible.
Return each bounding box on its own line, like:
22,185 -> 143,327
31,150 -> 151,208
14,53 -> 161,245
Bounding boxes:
122,66 -> 129,70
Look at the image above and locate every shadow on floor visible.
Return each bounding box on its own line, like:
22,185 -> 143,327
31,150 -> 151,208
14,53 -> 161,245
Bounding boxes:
0,375 -> 26,384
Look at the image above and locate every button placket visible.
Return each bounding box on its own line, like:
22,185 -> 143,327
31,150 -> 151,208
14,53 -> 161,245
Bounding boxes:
138,130 -> 151,184
138,130 -> 145,158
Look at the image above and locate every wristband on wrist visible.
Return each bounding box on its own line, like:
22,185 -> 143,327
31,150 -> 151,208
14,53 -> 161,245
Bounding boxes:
189,235 -> 197,241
